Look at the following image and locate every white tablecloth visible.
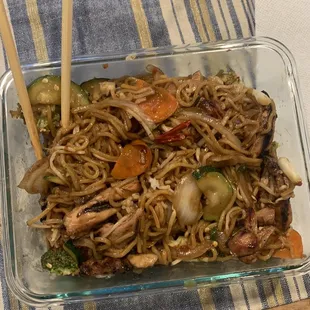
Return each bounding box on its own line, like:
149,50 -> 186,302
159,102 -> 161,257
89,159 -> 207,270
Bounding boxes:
256,0 -> 310,132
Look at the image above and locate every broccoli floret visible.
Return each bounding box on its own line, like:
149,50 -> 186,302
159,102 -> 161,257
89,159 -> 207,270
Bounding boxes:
41,248 -> 79,276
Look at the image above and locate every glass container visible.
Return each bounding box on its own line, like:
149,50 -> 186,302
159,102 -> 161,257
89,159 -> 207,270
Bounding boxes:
0,37 -> 309,307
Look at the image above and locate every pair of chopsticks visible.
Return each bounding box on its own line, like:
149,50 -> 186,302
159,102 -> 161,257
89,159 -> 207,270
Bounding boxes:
0,0 -> 73,160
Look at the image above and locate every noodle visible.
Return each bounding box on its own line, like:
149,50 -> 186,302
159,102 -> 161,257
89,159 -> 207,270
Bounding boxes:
18,68 -> 301,276
27,203 -> 57,226
218,188 -> 237,232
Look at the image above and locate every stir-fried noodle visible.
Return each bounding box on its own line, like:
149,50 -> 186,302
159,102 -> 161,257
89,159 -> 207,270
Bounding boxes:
17,67 -> 303,276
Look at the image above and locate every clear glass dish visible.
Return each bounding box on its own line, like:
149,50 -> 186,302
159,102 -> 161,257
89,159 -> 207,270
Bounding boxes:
0,37 -> 309,307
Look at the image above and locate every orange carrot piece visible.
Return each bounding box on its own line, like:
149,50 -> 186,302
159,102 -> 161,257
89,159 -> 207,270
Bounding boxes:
111,140 -> 152,179
273,228 -> 303,259
139,87 -> 178,123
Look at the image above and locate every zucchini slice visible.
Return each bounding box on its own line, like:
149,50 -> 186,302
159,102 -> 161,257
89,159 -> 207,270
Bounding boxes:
28,75 -> 89,107
192,166 -> 221,180
192,167 -> 233,221
80,78 -> 109,101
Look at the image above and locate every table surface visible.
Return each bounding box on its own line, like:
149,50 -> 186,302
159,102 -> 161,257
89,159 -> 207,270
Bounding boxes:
275,299 -> 310,309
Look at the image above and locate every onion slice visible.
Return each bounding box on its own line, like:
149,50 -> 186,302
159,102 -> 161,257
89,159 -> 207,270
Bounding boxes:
73,99 -> 156,139
173,173 -> 202,226
278,157 -> 302,186
251,89 -> 272,106
177,108 -> 242,148
105,99 -> 156,138
18,157 -> 50,194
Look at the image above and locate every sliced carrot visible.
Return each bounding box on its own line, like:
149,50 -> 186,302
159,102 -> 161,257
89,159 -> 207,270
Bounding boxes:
273,228 -> 303,259
111,140 -> 152,179
139,87 -> 178,123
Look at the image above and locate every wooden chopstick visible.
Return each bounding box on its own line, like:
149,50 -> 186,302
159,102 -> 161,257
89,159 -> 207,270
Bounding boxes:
60,0 -> 73,129
0,1 -> 42,160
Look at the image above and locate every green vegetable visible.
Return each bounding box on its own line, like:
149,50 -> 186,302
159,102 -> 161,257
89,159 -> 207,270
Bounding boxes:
192,166 -> 221,180
81,78 -> 109,101
28,75 -> 89,107
63,240 -> 83,264
271,141 -> 279,149
209,227 -> 218,241
41,246 -> 79,276
268,141 -> 279,158
44,175 -> 66,185
192,167 -> 233,221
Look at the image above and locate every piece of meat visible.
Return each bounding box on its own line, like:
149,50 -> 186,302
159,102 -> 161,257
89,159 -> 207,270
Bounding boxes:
79,180 -> 141,210
97,208 -> 143,244
171,241 -> 213,260
264,157 -> 290,192
228,230 -> 258,257
216,231 -> 230,254
238,227 -> 275,264
257,226 -> 276,249
73,194 -> 97,206
80,257 -> 126,276
261,105 -> 272,130
127,254 -> 158,269
264,156 -> 279,176
256,208 -> 275,226
275,200 -> 292,231
65,181 -> 141,237
250,132 -> 274,158
64,204 -> 117,237
229,206 -> 277,262
245,208 -> 257,234
195,97 -> 223,119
